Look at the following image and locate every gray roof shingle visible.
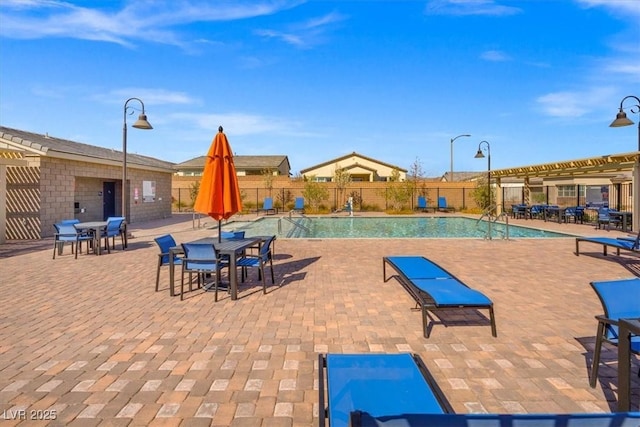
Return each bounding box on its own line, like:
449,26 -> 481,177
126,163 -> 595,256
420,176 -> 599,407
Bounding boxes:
0,126 -> 175,171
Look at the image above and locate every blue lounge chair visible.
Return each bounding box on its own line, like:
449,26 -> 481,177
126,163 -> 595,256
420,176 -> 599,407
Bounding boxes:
437,196 -> 454,212
575,232 -> 640,256
292,197 -> 305,213
318,353 -> 452,427
589,278 -> 640,388
416,196 -> 427,212
383,256 -> 496,337
258,197 -> 277,215
320,353 -> 640,427
349,411 -> 639,426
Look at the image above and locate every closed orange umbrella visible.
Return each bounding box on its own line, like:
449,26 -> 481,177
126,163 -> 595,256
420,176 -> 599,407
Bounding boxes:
194,126 -> 243,241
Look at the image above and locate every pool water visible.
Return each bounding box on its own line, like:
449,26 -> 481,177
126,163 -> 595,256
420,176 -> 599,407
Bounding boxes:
224,216 -> 572,239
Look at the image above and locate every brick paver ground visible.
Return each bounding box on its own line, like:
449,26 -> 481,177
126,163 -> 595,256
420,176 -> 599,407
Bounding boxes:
0,212 -> 638,426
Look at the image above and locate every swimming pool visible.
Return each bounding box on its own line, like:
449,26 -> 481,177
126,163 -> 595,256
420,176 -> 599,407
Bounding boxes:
224,216 -> 572,239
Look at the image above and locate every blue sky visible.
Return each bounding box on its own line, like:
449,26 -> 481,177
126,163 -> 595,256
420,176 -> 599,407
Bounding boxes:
1,0 -> 639,177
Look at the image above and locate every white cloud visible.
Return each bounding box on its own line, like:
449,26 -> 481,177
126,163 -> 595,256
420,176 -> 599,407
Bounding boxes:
576,0 -> 640,17
480,50 -> 510,62
94,88 -> 200,106
425,0 -> 522,16
535,87 -> 616,119
0,1 -> 306,47
254,11 -> 347,48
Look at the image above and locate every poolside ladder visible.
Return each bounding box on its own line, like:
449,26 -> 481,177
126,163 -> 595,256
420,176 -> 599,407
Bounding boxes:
278,216 -> 311,235
476,206 -> 510,240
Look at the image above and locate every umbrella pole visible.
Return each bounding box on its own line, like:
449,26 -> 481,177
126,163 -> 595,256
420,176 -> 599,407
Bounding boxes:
218,220 -> 222,243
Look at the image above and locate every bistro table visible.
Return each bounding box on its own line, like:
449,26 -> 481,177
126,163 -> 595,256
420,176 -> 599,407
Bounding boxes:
169,237 -> 262,300
617,318 -> 640,411
74,221 -> 108,255
544,206 -> 566,223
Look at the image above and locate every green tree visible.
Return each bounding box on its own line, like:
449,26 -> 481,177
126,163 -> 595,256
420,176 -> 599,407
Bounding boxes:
472,176 -> 494,212
302,175 -> 329,212
189,181 -> 200,207
383,168 -> 411,211
262,168 -> 275,197
406,157 -> 429,204
333,162 -> 352,206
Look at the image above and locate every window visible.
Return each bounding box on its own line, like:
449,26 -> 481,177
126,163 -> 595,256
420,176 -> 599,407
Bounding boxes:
557,185 -> 576,197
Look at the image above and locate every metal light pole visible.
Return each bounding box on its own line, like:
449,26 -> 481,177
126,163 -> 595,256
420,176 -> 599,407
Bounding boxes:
609,95 -> 639,232
450,134 -> 471,182
122,98 -> 152,222
475,140 -> 491,239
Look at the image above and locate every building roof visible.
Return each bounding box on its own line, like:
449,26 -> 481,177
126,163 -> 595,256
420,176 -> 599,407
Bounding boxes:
299,151 -> 408,174
174,155 -> 290,171
0,126 -> 175,172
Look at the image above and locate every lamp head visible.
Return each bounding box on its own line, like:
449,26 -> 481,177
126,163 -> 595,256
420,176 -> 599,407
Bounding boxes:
609,109 -> 634,127
474,148 -> 485,159
132,113 -> 153,130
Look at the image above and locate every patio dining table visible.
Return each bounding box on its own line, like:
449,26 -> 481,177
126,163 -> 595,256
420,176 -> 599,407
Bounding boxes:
609,211 -> 632,233
544,206 -> 567,223
169,236 -> 262,300
74,221 -> 107,255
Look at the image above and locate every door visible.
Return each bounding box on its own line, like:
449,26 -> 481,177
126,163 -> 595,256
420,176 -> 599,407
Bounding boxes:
103,182 -> 116,220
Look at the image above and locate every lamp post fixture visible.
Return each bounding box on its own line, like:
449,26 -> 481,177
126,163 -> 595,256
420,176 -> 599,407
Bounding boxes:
450,134 -> 471,182
609,95 -> 640,232
122,98 -> 153,222
474,140 -> 492,239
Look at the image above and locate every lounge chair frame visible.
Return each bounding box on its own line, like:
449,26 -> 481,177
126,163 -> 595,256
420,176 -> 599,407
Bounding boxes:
575,234 -> 639,256
383,256 -> 497,338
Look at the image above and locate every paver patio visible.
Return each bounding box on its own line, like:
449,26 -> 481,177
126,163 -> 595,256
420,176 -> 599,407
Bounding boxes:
0,213 -> 638,426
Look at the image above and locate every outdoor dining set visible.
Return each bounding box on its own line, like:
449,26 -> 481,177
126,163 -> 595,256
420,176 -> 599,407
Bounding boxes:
511,204 -> 632,232
52,216 -> 127,259
154,231 -> 278,301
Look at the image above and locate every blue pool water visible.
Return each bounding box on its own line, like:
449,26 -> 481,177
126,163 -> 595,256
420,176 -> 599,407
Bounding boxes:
224,216 -> 572,239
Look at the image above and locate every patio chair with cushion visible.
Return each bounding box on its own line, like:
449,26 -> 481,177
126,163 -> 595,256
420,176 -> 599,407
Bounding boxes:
237,235 -> 276,293
181,243 -> 227,301
154,234 -> 182,292
589,278 -> 640,388
52,222 -> 94,259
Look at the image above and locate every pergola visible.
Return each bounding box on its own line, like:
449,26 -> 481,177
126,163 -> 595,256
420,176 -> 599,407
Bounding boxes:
489,151 -> 640,230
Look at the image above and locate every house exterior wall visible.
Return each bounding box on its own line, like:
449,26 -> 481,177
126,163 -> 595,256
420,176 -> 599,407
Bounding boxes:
302,155 -> 407,181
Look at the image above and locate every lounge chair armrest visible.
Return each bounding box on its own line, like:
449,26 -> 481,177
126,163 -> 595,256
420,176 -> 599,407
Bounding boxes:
595,314 -> 619,327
